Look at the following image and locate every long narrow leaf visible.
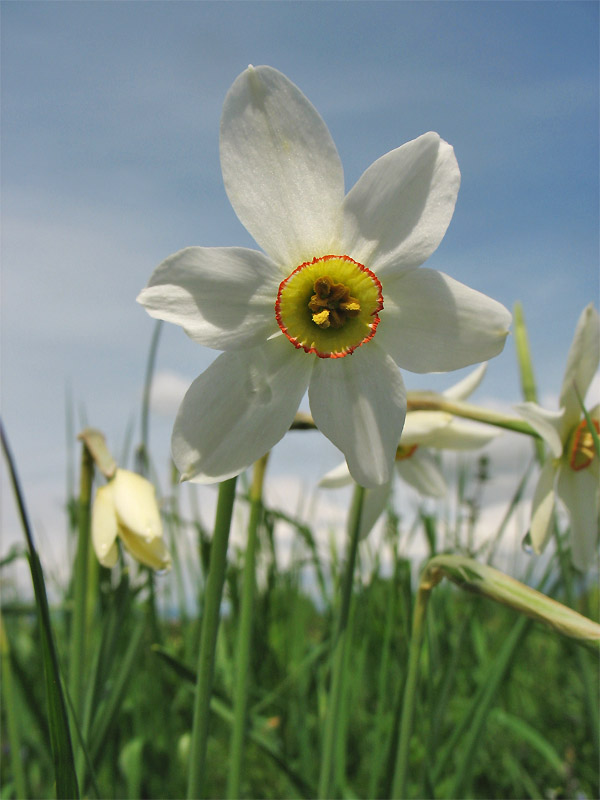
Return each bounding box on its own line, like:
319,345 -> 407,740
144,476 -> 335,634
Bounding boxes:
1,421 -> 79,799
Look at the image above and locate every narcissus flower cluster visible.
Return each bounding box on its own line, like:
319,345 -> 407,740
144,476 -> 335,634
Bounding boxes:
516,304 -> 599,571
138,65 -> 511,489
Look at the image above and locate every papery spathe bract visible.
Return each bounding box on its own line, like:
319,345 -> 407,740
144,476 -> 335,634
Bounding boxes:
516,304 -> 600,571
91,469 -> 171,571
138,66 -> 511,489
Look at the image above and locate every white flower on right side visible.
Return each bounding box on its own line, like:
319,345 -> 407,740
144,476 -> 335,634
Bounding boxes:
516,304 -> 600,571
320,363 -> 499,538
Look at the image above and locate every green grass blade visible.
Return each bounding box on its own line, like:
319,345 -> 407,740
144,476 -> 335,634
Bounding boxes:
151,646 -> 315,797
1,615 -> 28,799
490,707 -> 566,776
1,420 -> 79,799
89,619 -> 146,763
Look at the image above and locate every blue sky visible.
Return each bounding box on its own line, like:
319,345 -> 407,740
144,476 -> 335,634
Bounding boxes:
2,2 -> 598,568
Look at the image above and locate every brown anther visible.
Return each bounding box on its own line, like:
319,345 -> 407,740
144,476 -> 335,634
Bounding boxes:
569,418 -> 599,471
396,444 -> 418,461
309,275 -> 361,330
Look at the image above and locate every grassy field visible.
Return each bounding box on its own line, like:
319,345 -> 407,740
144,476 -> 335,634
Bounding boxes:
1,437 -> 598,800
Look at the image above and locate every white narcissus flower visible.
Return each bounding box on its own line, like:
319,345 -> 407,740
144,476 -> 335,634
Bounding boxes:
516,304 -> 600,571
138,65 -> 511,489
320,364 -> 500,538
91,469 -> 172,571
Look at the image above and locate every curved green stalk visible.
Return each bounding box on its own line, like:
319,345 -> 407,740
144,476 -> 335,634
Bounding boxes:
187,476 -> 238,799
318,483 -> 365,799
227,454 -> 270,799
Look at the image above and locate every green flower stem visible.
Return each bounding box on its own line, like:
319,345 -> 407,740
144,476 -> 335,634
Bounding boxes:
318,483 -> 365,799
513,301 -> 546,463
290,396 -> 541,439
513,302 -> 539,404
136,319 -> 162,477
406,392 -> 541,437
1,614 -> 27,799
226,453 -> 270,799
187,476 -> 238,800
68,440 -> 94,718
391,583 -> 430,799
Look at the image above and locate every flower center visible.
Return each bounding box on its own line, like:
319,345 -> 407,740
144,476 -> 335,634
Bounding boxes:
568,418 -> 599,471
396,444 -> 418,461
276,255 -> 383,358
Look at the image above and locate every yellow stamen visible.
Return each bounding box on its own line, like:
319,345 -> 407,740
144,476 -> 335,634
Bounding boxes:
308,275 -> 361,330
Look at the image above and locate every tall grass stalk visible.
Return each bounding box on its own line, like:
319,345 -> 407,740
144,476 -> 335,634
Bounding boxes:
187,475 -> 238,799
68,440 -> 94,719
136,319 -> 162,477
1,421 -> 79,799
318,483 -> 365,799
227,453 -> 269,799
391,583 -> 429,799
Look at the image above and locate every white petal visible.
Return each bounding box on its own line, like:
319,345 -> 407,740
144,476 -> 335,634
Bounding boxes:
529,460 -> 557,554
442,363 -> 488,401
377,269 -> 511,373
173,336 -> 312,483
556,463 -> 599,572
400,411 -> 452,445
515,402 -> 564,458
111,470 -> 163,541
396,451 -> 447,498
308,343 -> 406,488
91,484 -> 119,568
559,304 -> 600,433
358,482 -> 392,539
137,247 -> 280,350
119,528 -> 172,571
319,461 -> 353,489
426,419 -> 500,451
220,65 -> 344,268
342,133 -> 460,275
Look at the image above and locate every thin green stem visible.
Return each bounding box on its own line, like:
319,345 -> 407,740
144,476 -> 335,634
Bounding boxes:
407,392 -> 541,438
318,483 -> 365,799
391,584 -> 430,799
136,319 -> 162,477
227,454 -> 270,799
187,476 -> 238,800
69,442 -> 94,718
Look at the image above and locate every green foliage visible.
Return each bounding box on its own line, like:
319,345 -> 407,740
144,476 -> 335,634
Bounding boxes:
1,433 -> 598,799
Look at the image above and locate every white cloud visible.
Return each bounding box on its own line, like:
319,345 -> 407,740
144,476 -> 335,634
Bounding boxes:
150,370 -> 190,417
